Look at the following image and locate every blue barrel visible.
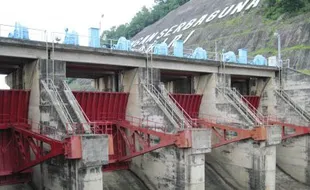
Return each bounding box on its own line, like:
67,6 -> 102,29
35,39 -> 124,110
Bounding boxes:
64,29 -> 79,45
173,40 -> 184,57
154,42 -> 168,55
223,51 -> 237,63
253,55 -> 267,66
88,28 -> 100,48
238,48 -> 247,64
116,37 -> 131,51
192,47 -> 207,60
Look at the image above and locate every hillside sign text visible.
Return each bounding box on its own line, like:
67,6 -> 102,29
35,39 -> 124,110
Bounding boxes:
132,0 -> 261,51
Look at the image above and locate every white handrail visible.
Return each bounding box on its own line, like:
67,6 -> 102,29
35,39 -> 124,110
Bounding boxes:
216,86 -> 263,125
159,85 -> 194,126
63,80 -> 91,124
275,89 -> 310,122
142,83 -> 189,129
41,79 -> 74,133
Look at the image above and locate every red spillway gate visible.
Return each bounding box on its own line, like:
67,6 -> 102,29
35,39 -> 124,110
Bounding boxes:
170,94 -> 203,119
73,91 -> 129,121
242,96 -> 261,113
0,90 -> 31,185
73,91 -> 130,171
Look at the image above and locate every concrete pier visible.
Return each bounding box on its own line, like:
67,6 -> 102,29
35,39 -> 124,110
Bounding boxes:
276,69 -> 310,185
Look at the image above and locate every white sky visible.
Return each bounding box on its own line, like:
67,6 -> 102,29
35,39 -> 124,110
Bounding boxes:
0,0 -> 154,89
0,0 -> 154,35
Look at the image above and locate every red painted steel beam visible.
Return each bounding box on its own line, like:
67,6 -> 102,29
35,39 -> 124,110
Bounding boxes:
11,126 -> 64,173
112,120 -> 191,162
198,119 -> 266,148
269,120 -> 310,140
10,125 -> 82,174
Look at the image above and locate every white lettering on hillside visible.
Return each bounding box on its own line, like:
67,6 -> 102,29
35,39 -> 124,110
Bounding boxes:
192,14 -> 208,27
218,5 -> 235,18
246,0 -> 261,10
156,28 -> 169,40
146,32 -> 159,43
139,34 -> 151,45
184,30 -> 195,44
205,10 -> 221,23
173,22 -> 187,34
230,0 -> 250,15
164,25 -> 179,37
132,0 -> 262,48
182,18 -> 198,31
168,34 -> 183,48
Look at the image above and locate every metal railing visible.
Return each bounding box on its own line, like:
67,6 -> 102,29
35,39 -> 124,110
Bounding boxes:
142,83 -> 189,129
62,80 -> 92,133
41,79 -> 74,134
0,24 -> 47,42
275,89 -> 310,122
0,24 -> 278,68
216,87 -> 263,125
160,85 -> 197,127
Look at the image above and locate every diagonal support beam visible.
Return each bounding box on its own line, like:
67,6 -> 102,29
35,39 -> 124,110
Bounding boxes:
111,120 -> 192,163
198,119 -> 266,148
269,120 -> 310,140
10,125 -> 82,174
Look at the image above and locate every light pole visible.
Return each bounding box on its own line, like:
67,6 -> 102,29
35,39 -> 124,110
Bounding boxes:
274,32 -> 281,67
274,31 -> 283,89
99,14 -> 104,34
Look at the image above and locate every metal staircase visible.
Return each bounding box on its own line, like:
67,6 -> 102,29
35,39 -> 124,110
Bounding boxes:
62,80 -> 92,133
160,84 -> 195,126
216,87 -> 263,125
41,79 -> 74,134
142,83 -> 192,129
275,89 -> 310,122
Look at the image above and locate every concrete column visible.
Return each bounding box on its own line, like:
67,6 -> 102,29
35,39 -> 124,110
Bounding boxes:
26,59 -> 109,190
197,73 -> 249,126
196,73 -> 279,189
94,75 -> 116,92
256,77 -> 277,116
164,81 -> 174,93
130,129 -> 211,190
5,66 -> 23,89
123,68 -> 211,190
276,69 -> 310,185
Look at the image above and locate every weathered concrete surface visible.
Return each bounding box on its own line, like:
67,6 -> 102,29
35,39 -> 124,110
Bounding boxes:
276,167 -> 310,190
0,184 -> 33,190
130,128 -> 211,190
206,142 -> 277,190
125,68 -> 211,190
276,68 -> 310,185
131,146 -> 209,190
94,75 -> 117,92
196,73 -> 278,189
21,59 -> 109,190
257,77 -> 277,117
102,170 -> 149,190
205,163 -> 234,190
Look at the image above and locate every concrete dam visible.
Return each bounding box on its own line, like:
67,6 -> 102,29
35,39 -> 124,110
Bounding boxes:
0,18 -> 310,190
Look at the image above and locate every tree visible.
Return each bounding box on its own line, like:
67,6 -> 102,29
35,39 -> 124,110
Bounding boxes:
265,0 -> 309,19
102,0 -> 190,40
280,0 -> 305,12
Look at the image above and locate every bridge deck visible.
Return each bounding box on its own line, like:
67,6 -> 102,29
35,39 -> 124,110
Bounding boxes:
0,37 -> 277,77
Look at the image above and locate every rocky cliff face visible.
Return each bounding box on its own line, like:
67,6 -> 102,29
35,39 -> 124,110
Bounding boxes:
132,0 -> 310,69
